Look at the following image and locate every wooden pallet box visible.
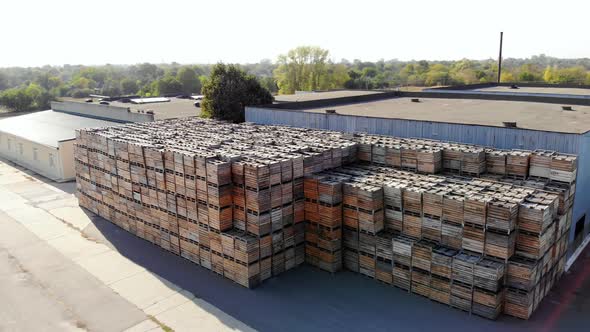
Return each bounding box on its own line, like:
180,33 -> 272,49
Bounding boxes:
453,252 -> 481,285
504,287 -> 535,320
474,258 -> 505,292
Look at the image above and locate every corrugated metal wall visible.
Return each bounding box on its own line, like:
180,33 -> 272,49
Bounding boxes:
247,107 -> 581,153
246,107 -> 589,247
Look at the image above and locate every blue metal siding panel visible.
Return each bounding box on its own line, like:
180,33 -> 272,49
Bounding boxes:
571,132 -> 590,245
246,108 -> 581,152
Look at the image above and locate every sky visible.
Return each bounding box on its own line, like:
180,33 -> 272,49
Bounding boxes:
2,0 -> 589,67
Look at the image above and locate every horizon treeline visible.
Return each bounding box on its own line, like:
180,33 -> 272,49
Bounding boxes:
1,47 -> 589,112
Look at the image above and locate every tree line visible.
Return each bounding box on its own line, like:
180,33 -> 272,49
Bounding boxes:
1,47 -> 589,112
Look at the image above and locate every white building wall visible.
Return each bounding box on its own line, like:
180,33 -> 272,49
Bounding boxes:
0,131 -> 68,182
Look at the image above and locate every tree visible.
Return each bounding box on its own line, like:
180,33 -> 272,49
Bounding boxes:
500,72 -> 515,82
201,63 -> 273,123
177,67 -> 202,94
425,64 -> 450,86
274,46 -> 330,94
320,64 -> 350,90
120,78 -> 139,95
0,88 -> 33,112
258,76 -> 278,93
154,75 -> 183,96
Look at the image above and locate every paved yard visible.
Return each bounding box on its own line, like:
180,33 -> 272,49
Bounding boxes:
0,158 -> 589,332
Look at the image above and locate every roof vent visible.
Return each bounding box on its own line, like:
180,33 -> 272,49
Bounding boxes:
510,84 -> 519,89
411,98 -> 420,103
325,109 -> 336,114
503,121 -> 517,128
562,105 -> 574,111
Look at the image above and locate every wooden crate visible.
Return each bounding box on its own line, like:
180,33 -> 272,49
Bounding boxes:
452,252 -> 481,285
393,262 -> 411,291
473,288 -> 504,320
485,149 -> 507,175
376,231 -> 394,261
549,154 -> 577,184
464,194 -> 489,226
506,151 -> 530,178
423,188 -> 444,217
529,150 -> 554,179
442,221 -> 462,250
518,201 -> 554,234
344,249 -> 359,272
403,212 -> 422,239
504,287 -> 534,320
432,246 -> 457,279
486,200 -> 518,232
451,280 -> 473,312
403,187 -> 423,214
412,240 -> 436,272
474,258 -> 505,292
516,222 -> 556,260
443,194 -> 464,224
484,228 -> 516,260
411,267 -> 431,297
393,235 -> 415,266
506,255 -> 539,291
429,274 -> 451,305
376,258 -> 393,284
462,222 -> 485,254
422,214 -> 442,243
385,207 -> 403,232
359,252 -> 376,278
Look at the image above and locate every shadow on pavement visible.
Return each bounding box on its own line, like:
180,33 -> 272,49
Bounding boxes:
83,208 -> 590,332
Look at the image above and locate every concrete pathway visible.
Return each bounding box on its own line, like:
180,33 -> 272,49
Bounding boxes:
0,160 -> 255,332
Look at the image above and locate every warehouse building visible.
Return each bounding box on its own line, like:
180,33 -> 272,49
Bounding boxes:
0,97 -> 200,182
246,85 -> 590,257
0,110 -> 120,182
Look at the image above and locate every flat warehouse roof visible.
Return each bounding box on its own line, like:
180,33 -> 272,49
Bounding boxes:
473,86 -> 590,97
0,110 -> 120,147
298,97 -> 590,134
274,90 -> 382,102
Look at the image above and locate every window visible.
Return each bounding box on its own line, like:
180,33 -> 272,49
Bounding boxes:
18,143 -> 23,155
49,153 -> 55,168
33,148 -> 38,161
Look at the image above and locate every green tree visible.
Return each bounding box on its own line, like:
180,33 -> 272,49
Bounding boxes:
320,64 -> 350,90
500,72 -> 515,82
259,76 -> 278,93
26,83 -> 53,110
176,67 -> 202,94
274,46 -> 330,94
201,63 -> 273,123
425,64 -> 450,86
120,78 -> 139,95
0,88 -> 33,112
154,75 -> 183,95
543,66 -> 557,82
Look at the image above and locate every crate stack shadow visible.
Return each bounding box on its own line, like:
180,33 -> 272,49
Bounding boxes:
74,118 -> 577,321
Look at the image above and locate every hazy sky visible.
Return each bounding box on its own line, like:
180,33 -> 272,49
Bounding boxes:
2,0 -> 588,67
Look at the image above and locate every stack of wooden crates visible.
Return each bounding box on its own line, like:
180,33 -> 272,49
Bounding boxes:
74,118 -> 578,321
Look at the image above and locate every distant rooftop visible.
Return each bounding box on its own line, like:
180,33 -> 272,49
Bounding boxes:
0,110 -> 120,147
263,96 -> 590,134
274,90 -> 382,103
472,85 -> 590,97
61,97 -> 200,120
